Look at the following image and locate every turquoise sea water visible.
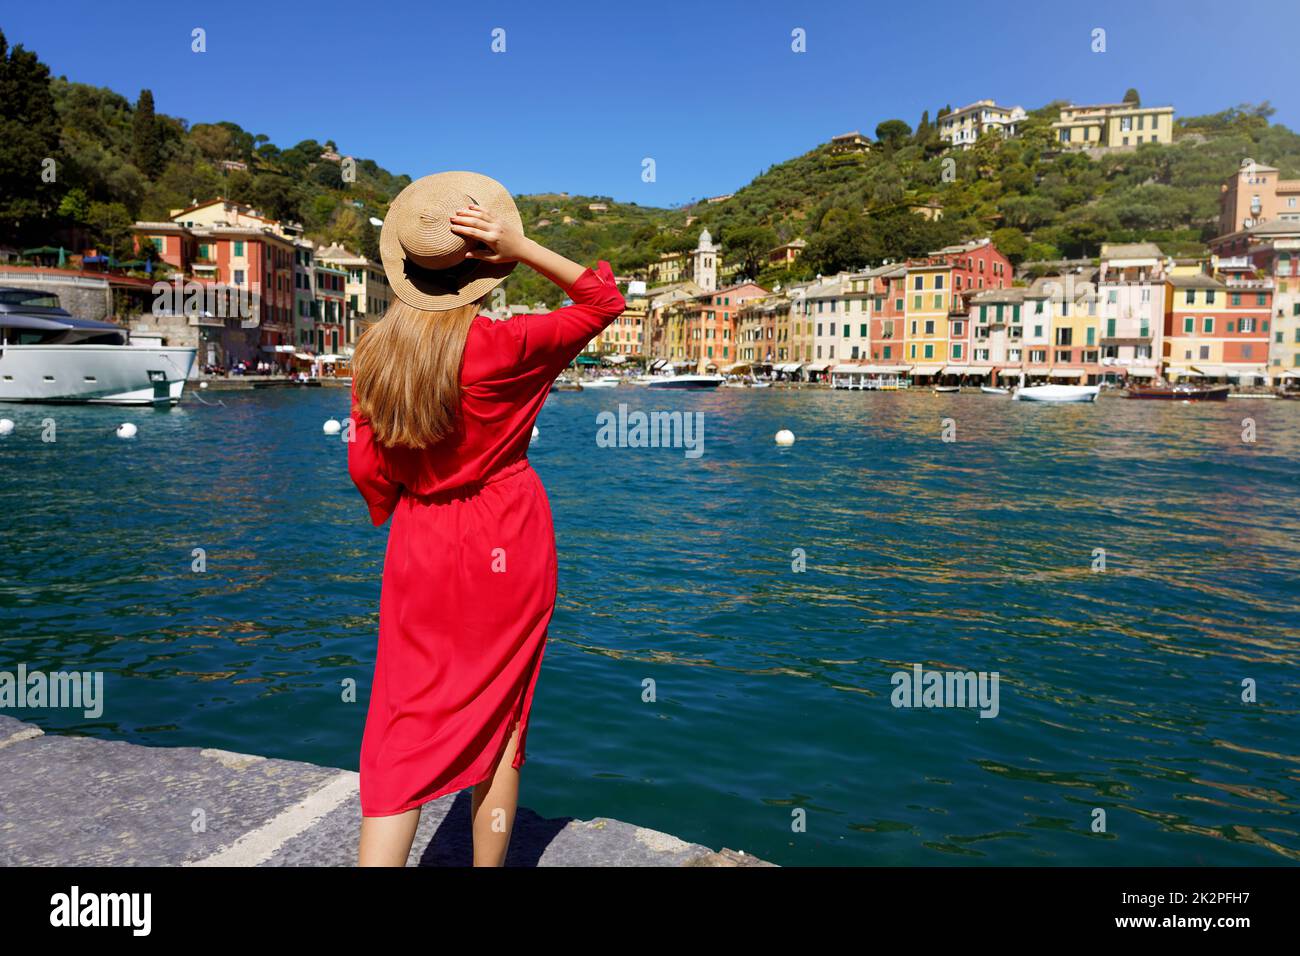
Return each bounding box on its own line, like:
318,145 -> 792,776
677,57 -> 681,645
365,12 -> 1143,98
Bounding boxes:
1,386 -> 1297,866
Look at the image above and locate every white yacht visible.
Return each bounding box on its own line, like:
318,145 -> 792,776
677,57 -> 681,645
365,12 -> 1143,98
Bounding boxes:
1012,383 -> 1100,403
0,288 -> 196,405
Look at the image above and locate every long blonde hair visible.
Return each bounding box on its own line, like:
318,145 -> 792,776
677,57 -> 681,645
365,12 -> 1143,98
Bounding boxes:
352,297 -> 481,449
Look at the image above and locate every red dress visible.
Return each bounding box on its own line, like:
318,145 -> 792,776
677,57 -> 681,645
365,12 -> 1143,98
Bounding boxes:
348,261 -> 625,816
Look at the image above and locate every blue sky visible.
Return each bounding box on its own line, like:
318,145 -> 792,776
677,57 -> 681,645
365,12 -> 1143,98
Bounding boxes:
4,0 -> 1293,207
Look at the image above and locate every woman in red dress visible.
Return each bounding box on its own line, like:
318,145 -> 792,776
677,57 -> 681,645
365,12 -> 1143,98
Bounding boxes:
346,171 -> 625,866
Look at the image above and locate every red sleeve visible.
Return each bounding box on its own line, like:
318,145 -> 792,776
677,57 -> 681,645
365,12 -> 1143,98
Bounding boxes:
516,260 -> 626,374
347,392 -> 402,526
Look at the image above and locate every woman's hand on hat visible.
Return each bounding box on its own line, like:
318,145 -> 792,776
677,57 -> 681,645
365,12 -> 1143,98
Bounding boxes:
449,204 -> 528,263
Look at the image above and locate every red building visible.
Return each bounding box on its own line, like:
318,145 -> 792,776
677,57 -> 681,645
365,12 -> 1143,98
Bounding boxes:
866,264 -> 907,364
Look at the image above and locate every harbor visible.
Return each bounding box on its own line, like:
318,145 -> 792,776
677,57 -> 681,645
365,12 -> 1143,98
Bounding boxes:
1,387 -> 1297,865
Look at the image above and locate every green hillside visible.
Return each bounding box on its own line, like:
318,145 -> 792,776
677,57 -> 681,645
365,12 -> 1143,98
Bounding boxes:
3,26 -> 1299,311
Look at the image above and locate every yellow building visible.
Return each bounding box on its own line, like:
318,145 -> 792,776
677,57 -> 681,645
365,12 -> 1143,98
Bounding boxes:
1052,103 -> 1174,149
903,263 -> 950,376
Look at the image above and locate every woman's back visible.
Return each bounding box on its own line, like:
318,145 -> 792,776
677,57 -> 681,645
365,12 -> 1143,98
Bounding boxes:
348,260 -> 625,514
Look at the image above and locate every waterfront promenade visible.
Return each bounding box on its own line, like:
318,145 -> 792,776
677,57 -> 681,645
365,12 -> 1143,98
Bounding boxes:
0,716 -> 770,867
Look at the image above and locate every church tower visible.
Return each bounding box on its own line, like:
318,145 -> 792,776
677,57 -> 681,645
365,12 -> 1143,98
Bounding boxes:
691,228 -> 718,292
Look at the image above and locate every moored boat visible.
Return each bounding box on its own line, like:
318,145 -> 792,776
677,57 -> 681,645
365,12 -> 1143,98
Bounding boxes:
582,375 -> 621,389
933,385 -> 961,393
1125,384 -> 1229,401
646,374 -> 724,389
0,288 -> 196,405
1012,384 -> 1100,403
980,385 -> 1010,395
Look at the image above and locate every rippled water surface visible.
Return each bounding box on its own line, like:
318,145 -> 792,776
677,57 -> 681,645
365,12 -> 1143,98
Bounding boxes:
1,386 -> 1297,865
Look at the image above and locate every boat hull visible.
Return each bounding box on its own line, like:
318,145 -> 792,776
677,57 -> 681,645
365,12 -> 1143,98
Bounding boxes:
980,386 -> 1010,395
1125,386 -> 1230,401
0,344 -> 196,405
1012,384 -> 1100,403
646,375 -> 724,389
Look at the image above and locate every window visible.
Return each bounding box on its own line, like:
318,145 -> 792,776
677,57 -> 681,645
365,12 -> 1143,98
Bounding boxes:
1232,293 -> 1242,306
934,275 -> 944,289
1185,290 -> 1195,305
1203,317 -> 1214,333
1106,319 -> 1116,337
1183,317 -> 1194,333
1239,317 -> 1256,333
1207,291 -> 1216,304
859,324 -> 867,337
913,295 -> 922,310
1033,325 -> 1043,337
951,343 -> 963,359
923,344 -> 934,359
914,276 -> 923,291
952,321 -> 963,336
1055,328 -> 1072,346
924,320 -> 935,335
234,241 -> 245,257
234,269 -> 245,285
1086,327 -> 1095,346
1199,346 -> 1210,360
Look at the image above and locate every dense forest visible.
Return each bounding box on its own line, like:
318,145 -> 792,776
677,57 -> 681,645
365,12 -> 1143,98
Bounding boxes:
3,27 -> 1300,308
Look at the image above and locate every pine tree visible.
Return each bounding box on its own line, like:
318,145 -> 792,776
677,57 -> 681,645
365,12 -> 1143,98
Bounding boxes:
133,89 -> 162,178
0,29 -> 62,238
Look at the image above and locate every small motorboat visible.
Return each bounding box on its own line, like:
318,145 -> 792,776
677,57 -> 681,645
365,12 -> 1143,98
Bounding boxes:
1012,384 -> 1100,403
582,375 -> 621,389
646,374 -> 724,389
933,385 -> 961,393
980,385 -> 1010,395
550,378 -> 583,392
1125,384 -> 1229,402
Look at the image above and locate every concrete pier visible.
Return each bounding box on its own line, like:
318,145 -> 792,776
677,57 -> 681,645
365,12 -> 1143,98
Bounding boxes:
0,716 -> 771,867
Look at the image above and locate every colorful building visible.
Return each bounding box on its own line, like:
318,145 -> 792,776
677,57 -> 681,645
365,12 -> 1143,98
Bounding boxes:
1217,160 -> 1300,237
1097,243 -> 1166,382
1163,269 -> 1272,384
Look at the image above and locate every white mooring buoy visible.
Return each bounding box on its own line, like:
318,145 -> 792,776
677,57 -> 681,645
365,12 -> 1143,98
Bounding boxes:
775,429 -> 795,446
323,419 -> 342,435
0,419 -> 14,436
116,422 -> 138,439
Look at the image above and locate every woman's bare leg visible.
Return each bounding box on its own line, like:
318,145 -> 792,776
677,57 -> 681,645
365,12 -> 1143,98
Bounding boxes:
471,723 -> 521,867
358,808 -> 421,866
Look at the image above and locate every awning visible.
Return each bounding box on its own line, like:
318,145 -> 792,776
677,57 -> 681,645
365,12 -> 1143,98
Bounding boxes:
860,364 -> 908,374
831,364 -> 867,373
1048,367 -> 1085,379
724,362 -> 752,373
293,351 -> 315,361
1226,366 -> 1266,378
910,365 -> 944,376
576,354 -> 600,366
778,362 -> 804,373
942,365 -> 992,377
603,354 -> 628,364
650,358 -> 667,370
997,369 -> 1025,379
1124,367 -> 1157,378
806,362 -> 831,372
1281,369 -> 1300,379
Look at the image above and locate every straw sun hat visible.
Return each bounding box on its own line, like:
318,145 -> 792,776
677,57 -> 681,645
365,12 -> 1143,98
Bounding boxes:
379,171 -> 522,311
